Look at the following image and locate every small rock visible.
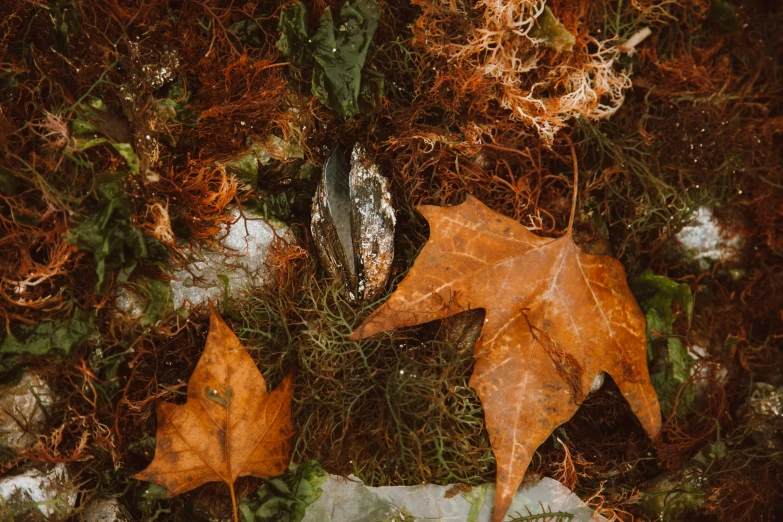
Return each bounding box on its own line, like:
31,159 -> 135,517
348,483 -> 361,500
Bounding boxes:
0,373 -> 53,451
675,207 -> 742,270
640,470 -> 706,521
748,382 -> 783,417
0,464 -> 77,518
170,206 -> 290,309
79,498 -> 132,522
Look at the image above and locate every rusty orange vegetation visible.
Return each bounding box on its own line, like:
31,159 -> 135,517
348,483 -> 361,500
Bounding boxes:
351,196 -> 661,522
135,305 -> 295,522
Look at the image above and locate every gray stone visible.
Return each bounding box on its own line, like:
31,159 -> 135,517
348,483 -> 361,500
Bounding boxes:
302,475 -> 604,522
675,207 -> 742,270
0,373 -> 53,451
0,464 -> 76,518
79,498 -> 132,522
170,206 -> 290,309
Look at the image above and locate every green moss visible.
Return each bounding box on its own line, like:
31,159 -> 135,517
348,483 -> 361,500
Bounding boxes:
235,276 -> 494,487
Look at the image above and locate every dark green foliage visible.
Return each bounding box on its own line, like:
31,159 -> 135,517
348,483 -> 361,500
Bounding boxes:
0,307 -> 94,357
640,471 -> 706,521
137,278 -> 173,327
67,172 -> 165,294
239,460 -> 328,522
0,308 -> 95,374
631,270 -> 695,417
154,79 -> 197,125
358,69 -> 384,113
69,100 -> 141,174
0,168 -> 26,196
276,3 -> 310,68
245,161 -> 318,223
276,0 -> 382,119
0,71 -> 17,105
229,18 -> 265,48
51,0 -> 81,55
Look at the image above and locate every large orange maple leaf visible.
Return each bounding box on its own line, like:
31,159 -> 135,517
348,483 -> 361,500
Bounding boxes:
135,305 -> 295,521
351,195 -> 661,522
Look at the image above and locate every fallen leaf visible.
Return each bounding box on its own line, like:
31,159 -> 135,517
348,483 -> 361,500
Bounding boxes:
135,305 -> 295,522
350,195 -> 661,522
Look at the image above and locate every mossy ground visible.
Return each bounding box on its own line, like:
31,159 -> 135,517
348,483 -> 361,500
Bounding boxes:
1,0 -> 782,521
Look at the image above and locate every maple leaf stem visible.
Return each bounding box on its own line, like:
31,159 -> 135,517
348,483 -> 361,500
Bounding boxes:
564,134 -> 579,235
229,481 -> 238,522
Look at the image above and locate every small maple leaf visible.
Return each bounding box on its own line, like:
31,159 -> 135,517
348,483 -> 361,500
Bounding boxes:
135,305 -> 295,522
350,196 -> 661,522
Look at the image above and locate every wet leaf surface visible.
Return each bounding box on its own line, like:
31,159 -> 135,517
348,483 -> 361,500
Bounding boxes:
351,196 -> 662,522
135,306 -> 295,519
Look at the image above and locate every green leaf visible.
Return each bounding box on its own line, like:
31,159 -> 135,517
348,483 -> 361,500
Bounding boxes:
139,278 -> 173,327
530,6 -> 575,52
154,80 -> 197,125
631,270 -> 695,417
67,172 -> 165,294
462,484 -> 489,522
276,2 -> 311,68
110,143 -> 140,175
0,308 -> 95,357
631,269 -> 693,329
240,460 -> 328,522
276,0 -> 382,119
69,99 -> 141,173
310,0 -> 380,119
226,142 -> 272,187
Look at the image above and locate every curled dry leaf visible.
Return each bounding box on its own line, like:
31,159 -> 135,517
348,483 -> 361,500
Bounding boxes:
350,196 -> 661,522
135,305 -> 295,522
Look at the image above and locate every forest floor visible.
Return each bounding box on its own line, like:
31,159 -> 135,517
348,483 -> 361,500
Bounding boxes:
1,0 -> 782,521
